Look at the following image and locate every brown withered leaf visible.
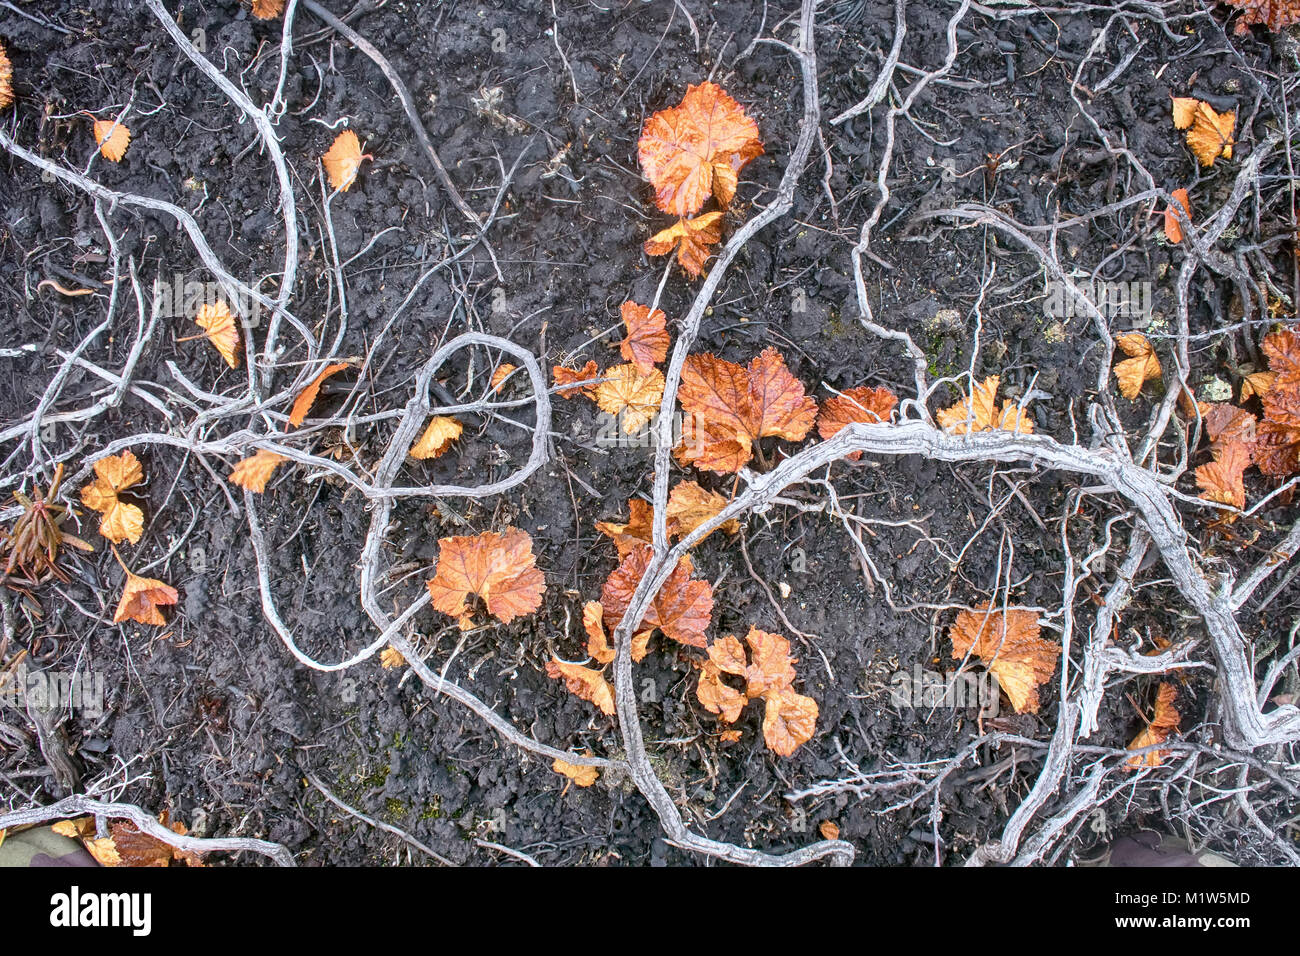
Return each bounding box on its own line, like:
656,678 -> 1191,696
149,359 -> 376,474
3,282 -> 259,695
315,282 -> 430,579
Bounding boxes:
696,659 -> 747,724
426,527 -> 545,624
1256,386 -> 1300,476
676,347 -> 817,473
545,658 -> 615,715
743,627 -> 798,699
618,301 -> 670,371
1220,0 -> 1300,33
92,118 -> 130,162
379,646 -> 407,669
1196,439 -> 1252,510
601,544 -> 712,648
1204,402 -> 1257,448
1113,332 -> 1162,399
762,686 -> 819,757
1163,188 -> 1192,244
637,81 -> 763,217
1126,683 -> 1181,769
595,498 -> 656,558
643,211 -> 724,278
490,363 -> 517,392
949,604 -> 1059,714
0,41 -> 13,109
410,416 -> 463,460
228,449 -> 288,494
553,360 -> 599,399
593,363 -> 665,433
323,129 -> 368,192
936,376 -> 1034,435
80,450 -> 144,544
195,301 -> 240,369
289,362 -> 350,427
817,385 -> 898,460
665,480 -> 739,540
583,600 -> 615,665
114,568 -> 179,626
1262,326 -> 1300,384
553,756 -> 599,787
1240,370 -> 1276,402
1171,97 -> 1235,168
250,0 -> 286,17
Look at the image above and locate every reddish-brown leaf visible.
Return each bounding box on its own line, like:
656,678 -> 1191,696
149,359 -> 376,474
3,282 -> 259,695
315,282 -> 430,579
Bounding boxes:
643,211 -> 725,278
289,362 -> 350,427
552,360 -> 599,399
817,385 -> 898,460
1163,188 -> 1192,244
114,569 -> 179,626
426,527 -> 545,625
1219,0 -> 1300,33
949,604 -> 1059,714
601,545 -> 712,648
618,301 -> 671,371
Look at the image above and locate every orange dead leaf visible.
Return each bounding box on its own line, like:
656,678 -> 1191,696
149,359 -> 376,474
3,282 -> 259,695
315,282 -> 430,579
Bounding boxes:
1171,97 -> 1235,167
601,544 -> 712,648
490,363 -> 517,392
762,686 -> 819,757
114,567 -> 178,627
949,604 -> 1059,714
819,820 -> 840,840
1112,332 -> 1162,399
583,600 -> 615,665
637,81 -> 763,217
696,659 -> 747,724
936,375 -> 1034,435
592,363 -> 665,433
426,527 -> 545,624
1220,0 -> 1300,33
379,646 -> 407,669
289,362 -> 350,427
323,130 -> 369,192
1203,402 -> 1257,449
1196,439 -> 1252,510
643,211 -> 725,278
676,347 -> 817,473
719,728 -> 742,743
0,40 -> 12,109
410,416 -> 463,460
1126,683 -> 1181,769
618,301 -> 670,371
228,449 -> 288,493
695,628 -> 818,754
665,480 -> 739,540
553,360 -> 599,398
595,497 -> 656,558
1163,188 -> 1192,244
1262,326 -> 1300,384
80,450 -> 144,544
92,118 -> 130,162
195,301 -> 241,369
251,0 -> 286,17
1240,370 -> 1276,401
553,756 -> 599,787
817,385 -> 898,460
545,658 -> 615,715
743,627 -> 799,698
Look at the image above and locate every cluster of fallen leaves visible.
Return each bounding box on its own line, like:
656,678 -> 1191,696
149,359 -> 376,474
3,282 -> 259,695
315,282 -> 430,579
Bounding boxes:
52,812 -> 203,867
637,82 -> 763,277
1193,326 -> 1300,512
553,300 -> 668,433
1219,0 -> 1300,33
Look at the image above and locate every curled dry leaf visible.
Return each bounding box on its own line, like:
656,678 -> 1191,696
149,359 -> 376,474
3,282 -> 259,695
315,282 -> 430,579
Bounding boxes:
553,756 -> 599,787
643,211 -> 724,278
251,0 -> 286,18
936,375 -> 1034,435
1220,0 -> 1300,33
618,301 -> 670,371
1163,188 -> 1192,244
92,118 -> 130,162
1171,96 -> 1235,168
583,600 -> 616,665
80,450 -> 144,544
545,658 -> 615,715
553,360 -> 599,399
637,81 -> 763,217
228,449 -> 288,494
379,646 -> 406,669
1126,683 -> 1181,769
426,527 -> 545,625
595,481 -> 737,557
289,362 -> 350,427
817,385 -> 898,460
410,416 -> 463,460
595,497 -> 656,558
676,347 -> 817,473
323,129 -> 368,192
601,544 -> 712,649
490,363 -> 517,392
697,659 -> 748,724
1113,331 -> 1163,399
114,568 -> 179,626
593,363 -> 665,433
195,301 -> 240,369
0,40 -> 12,109
949,603 -> 1059,714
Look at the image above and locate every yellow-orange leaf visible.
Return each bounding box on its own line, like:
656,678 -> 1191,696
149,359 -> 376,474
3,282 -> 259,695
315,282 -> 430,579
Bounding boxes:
583,600 -> 615,665
553,360 -> 599,399
618,301 -> 670,371
696,659 -> 747,724
228,449 -> 287,494
1163,188 -> 1192,244
491,363 -> 517,392
379,646 -> 407,669
1126,683 -> 1180,769
762,686 -> 818,757
665,480 -> 739,540
92,118 -> 130,162
80,450 -> 145,544
592,363 -> 665,433
0,41 -> 12,109
1113,332 -> 1162,399
1240,370 -> 1276,402
553,756 -> 599,787
949,604 -> 1059,714
410,416 -> 463,460
289,362 -> 350,427
251,0 -> 286,17
935,375 -> 1034,435
595,497 -> 656,558
643,211 -> 724,278
114,568 -> 178,626
426,527 -> 545,624
743,627 -> 798,699
323,130 -> 368,192
195,301 -> 240,369
1171,97 -> 1235,167
817,385 -> 898,460
1195,438 -> 1252,510
637,81 -> 763,217
545,658 -> 615,715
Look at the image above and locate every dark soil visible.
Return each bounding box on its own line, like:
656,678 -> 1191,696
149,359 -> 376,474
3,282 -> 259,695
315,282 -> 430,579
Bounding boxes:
1,0 -> 1297,865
